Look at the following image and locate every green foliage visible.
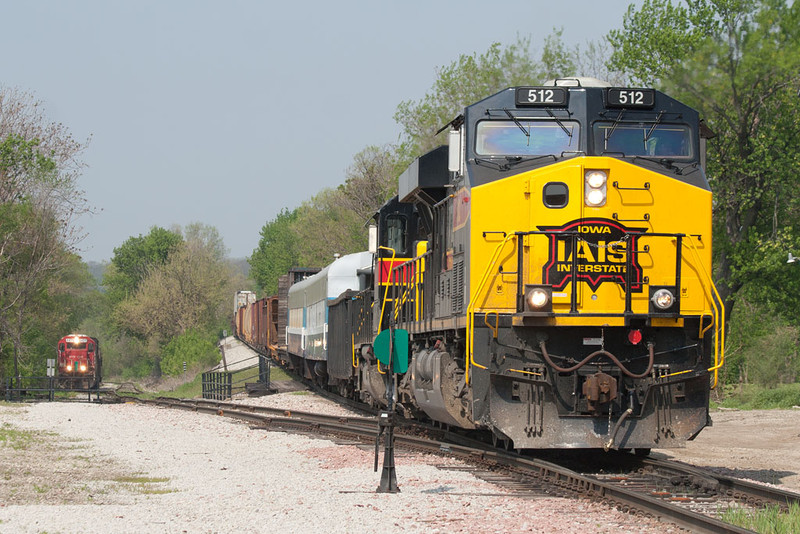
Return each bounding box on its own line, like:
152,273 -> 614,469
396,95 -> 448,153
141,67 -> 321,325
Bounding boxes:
117,230 -> 236,376
0,134 -> 57,202
103,227 -> 183,304
292,188 -> 368,267
607,0 -> 701,86
182,222 -> 227,261
122,351 -> 155,380
392,31 -> 622,167
0,208 -> 92,377
394,37 -> 546,161
18,253 -> 99,376
718,384 -> 800,410
719,502 -> 800,534
0,87 -> 92,380
77,308 -> 145,379
159,329 -> 218,376
249,208 -> 300,295
724,298 -> 799,387
608,1 -> 800,325
289,144 -> 401,268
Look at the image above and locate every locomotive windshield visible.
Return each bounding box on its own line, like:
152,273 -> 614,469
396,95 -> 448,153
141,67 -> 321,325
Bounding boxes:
594,122 -> 693,158
475,120 -> 579,156
67,340 -> 87,350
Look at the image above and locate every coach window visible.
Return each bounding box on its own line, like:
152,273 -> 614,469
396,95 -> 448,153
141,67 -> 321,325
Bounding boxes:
386,215 -> 406,255
543,182 -> 569,208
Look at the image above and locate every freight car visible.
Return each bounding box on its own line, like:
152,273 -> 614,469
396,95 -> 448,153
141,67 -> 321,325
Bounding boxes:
56,334 -> 102,389
237,78 -> 724,452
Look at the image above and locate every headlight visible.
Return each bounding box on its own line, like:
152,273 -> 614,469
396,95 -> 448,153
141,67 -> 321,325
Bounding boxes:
651,288 -> 675,310
66,364 -> 73,372
584,170 -> 607,207
527,288 -> 549,308
586,170 -> 606,188
80,364 -> 87,372
524,285 -> 552,312
586,189 -> 606,206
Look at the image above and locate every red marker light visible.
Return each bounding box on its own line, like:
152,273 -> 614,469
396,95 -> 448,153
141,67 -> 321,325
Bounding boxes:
628,329 -> 643,345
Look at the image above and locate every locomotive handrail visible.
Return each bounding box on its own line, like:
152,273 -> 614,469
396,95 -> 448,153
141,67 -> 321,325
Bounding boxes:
479,228 -> 724,386
376,246 -> 397,333
511,229 -> 703,315
466,233 -> 518,384
388,250 -> 429,328
682,236 -> 726,388
388,228 -> 725,388
391,262 -> 415,322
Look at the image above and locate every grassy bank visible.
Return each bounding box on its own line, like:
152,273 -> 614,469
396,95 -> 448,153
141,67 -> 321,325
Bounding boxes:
714,383 -> 800,410
118,362 -> 295,400
719,502 -> 800,534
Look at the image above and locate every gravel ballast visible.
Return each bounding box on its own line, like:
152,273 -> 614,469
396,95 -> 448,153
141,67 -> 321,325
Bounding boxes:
0,395 -> 674,533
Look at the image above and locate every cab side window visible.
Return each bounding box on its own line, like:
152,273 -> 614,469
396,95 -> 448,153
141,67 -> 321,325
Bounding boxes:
386,215 -> 406,255
543,182 -> 569,208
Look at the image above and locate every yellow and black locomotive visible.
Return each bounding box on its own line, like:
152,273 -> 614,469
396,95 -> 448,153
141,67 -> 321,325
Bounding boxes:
242,78 -> 725,452
359,78 -> 724,451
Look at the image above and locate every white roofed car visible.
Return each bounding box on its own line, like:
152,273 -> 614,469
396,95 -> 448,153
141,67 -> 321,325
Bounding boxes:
286,251 -> 373,362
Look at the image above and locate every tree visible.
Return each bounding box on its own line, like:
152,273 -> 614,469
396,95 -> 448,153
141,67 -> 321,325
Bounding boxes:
394,33 -> 583,162
336,145 -> 399,222
249,208 -> 301,295
19,252 -> 97,372
394,38 -> 538,161
0,88 -> 90,381
607,0 -> 800,324
160,328 -> 219,377
103,226 -> 183,305
288,144 -> 401,268
292,188 -> 367,267
182,222 -> 227,262
115,225 -> 237,377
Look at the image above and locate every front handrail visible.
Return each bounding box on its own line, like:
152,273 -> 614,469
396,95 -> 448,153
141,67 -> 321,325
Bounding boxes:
683,236 -> 725,388
385,229 -> 725,389
466,234 -> 518,383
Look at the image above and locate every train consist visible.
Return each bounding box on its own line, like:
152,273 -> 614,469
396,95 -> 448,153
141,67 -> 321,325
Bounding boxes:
56,334 -> 102,389
235,79 -> 724,452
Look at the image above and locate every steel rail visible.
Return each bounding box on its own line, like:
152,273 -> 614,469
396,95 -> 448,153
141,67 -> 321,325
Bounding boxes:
139,397 -> 379,434
127,396 -> 768,533
641,456 -> 800,509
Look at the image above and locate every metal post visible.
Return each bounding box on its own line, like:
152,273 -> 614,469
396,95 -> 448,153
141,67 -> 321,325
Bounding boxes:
376,323 -> 400,493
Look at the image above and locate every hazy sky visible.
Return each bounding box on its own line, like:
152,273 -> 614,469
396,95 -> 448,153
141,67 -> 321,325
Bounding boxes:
1,0 -> 638,262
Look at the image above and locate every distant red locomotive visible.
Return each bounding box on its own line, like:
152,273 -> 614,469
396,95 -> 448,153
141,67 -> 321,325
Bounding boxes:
56,334 -> 102,389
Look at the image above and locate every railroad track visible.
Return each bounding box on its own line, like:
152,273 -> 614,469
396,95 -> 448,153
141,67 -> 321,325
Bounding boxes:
124,396 -> 799,533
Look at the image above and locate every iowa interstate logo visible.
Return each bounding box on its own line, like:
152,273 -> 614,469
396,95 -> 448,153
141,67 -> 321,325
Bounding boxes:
537,218 -> 646,292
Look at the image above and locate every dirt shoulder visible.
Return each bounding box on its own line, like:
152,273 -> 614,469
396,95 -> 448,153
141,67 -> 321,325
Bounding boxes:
655,408 -> 800,492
